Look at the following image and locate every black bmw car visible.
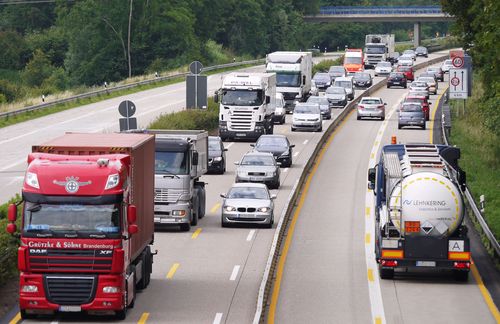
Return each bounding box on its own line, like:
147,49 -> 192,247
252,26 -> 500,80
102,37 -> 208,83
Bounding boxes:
251,135 -> 294,168
208,136 -> 227,174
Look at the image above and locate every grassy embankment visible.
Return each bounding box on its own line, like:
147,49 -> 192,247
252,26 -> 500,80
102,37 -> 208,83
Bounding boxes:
448,78 -> 499,254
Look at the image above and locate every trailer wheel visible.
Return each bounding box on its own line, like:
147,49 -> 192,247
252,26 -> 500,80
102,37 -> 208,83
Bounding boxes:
453,270 -> 469,282
137,248 -> 152,290
379,267 -> 394,279
115,309 -> 127,320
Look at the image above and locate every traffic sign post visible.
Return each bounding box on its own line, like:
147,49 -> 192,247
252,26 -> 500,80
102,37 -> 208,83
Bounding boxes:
449,68 -> 468,99
186,61 -> 207,109
118,100 -> 138,131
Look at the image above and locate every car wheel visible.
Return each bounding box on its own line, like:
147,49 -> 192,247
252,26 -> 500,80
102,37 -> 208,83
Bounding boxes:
291,127 -> 295,132
422,123 -> 426,130
398,124 -> 402,129
357,115 -> 361,120
318,125 -> 322,132
403,84 -> 407,89
387,85 -> 390,88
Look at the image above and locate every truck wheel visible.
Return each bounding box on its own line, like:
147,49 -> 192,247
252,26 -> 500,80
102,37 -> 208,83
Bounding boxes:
268,123 -> 274,135
180,223 -> 191,231
115,309 -> 127,320
137,248 -> 151,290
20,310 -> 36,320
453,270 -> 469,282
379,267 -> 394,279
190,212 -> 198,226
196,185 -> 206,219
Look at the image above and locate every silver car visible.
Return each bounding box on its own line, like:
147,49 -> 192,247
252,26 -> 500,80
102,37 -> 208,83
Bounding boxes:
409,81 -> 429,93
441,59 -> 453,73
235,151 -> 280,189
220,183 -> 276,228
291,103 -> 322,132
398,103 -> 426,130
307,96 -> 332,119
325,86 -> 348,108
417,76 -> 438,94
357,97 -> 386,120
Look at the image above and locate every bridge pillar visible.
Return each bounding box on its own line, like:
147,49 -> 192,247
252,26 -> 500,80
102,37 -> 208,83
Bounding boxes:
414,22 -> 421,48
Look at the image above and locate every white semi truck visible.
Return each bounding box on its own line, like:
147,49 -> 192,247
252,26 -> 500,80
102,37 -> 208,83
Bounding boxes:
148,130 -> 208,231
364,34 -> 395,68
368,143 -> 470,281
216,72 -> 276,141
266,51 -> 312,112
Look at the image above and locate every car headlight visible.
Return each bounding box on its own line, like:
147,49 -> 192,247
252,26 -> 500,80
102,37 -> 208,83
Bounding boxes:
280,151 -> 289,157
267,171 -> 276,176
257,207 -> 270,213
224,206 -> 236,212
214,157 -> 222,162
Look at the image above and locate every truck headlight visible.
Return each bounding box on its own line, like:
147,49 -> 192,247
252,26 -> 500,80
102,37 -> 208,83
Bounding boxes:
172,210 -> 186,217
105,174 -> 120,190
26,172 -> 40,189
257,207 -> 270,213
103,286 -> 120,293
224,206 -> 236,212
21,285 -> 38,293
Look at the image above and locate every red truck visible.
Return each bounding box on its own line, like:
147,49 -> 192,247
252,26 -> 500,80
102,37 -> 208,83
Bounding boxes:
6,133 -> 155,320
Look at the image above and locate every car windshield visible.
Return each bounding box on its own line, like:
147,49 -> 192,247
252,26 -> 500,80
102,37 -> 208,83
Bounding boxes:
365,45 -> 385,54
240,155 -> 275,166
313,73 -> 330,81
416,47 -> 426,52
398,66 -> 411,72
275,97 -> 284,108
354,73 -> 370,80
208,139 -> 221,151
23,202 -> 121,235
256,136 -> 287,148
345,57 -> 362,64
276,73 -> 301,87
329,66 -> 344,73
390,72 -> 404,78
221,89 -> 263,106
307,97 -> 329,105
403,50 -> 415,55
155,151 -> 188,175
401,104 -> 422,112
335,81 -> 351,88
376,62 -> 391,68
419,77 -> 435,83
326,87 -> 345,94
227,187 -> 269,200
295,105 -> 319,114
361,98 -> 382,105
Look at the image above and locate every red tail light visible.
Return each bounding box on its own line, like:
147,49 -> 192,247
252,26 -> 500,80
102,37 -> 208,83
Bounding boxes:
358,105 -> 364,109
377,105 -> 384,109
453,262 -> 470,269
381,260 -> 398,267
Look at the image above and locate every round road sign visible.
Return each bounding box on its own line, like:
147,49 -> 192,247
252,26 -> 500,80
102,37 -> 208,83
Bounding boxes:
452,56 -> 464,68
450,77 -> 460,87
189,61 -> 203,75
118,100 -> 136,117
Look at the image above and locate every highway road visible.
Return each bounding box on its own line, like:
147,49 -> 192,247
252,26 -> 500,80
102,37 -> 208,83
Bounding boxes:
3,51 -> 496,324
270,61 -> 499,323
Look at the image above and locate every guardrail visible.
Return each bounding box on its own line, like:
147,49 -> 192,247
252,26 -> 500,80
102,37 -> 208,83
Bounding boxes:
252,53 -> 449,323
439,92 -> 500,260
0,59 -> 265,120
319,6 -> 445,15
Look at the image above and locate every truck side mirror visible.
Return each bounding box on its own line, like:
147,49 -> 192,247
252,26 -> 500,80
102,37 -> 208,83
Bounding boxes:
128,224 -> 138,236
7,223 -> 17,234
368,167 -> 376,192
127,205 -> 137,224
192,152 -> 199,166
214,92 -> 219,103
8,204 -> 17,222
266,96 -> 271,104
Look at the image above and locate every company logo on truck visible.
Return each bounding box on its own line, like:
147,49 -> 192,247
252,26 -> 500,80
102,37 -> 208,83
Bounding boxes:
403,200 -> 447,206
53,176 -> 92,193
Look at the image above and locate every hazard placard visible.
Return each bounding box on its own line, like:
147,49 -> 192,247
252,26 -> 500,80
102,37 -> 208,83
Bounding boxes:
449,68 -> 468,99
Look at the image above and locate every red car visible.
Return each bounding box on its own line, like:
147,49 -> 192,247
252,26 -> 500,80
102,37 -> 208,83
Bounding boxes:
404,95 -> 431,120
397,65 -> 414,81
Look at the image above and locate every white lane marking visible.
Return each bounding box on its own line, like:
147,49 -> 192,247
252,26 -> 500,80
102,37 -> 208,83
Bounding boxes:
0,159 -> 25,172
230,265 -> 241,281
303,139 -> 309,145
213,313 -> 223,324
6,176 -> 24,187
293,152 -> 299,157
283,168 -> 289,173
246,230 -> 256,241
364,93 -> 407,324
226,142 -> 234,148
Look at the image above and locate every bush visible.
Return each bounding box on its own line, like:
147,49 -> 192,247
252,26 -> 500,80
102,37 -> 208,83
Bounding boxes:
312,57 -> 343,75
0,195 -> 22,287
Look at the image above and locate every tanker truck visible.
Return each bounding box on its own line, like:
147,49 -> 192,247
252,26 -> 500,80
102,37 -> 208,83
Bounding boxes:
6,133 -> 155,320
368,143 -> 470,281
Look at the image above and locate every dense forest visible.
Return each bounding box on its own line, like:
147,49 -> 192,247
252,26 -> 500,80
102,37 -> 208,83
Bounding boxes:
0,0 -> 448,104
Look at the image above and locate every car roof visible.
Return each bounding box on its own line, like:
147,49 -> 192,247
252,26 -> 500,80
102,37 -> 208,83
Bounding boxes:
258,134 -> 287,140
406,95 -> 426,100
230,182 -> 269,189
243,151 -> 274,157
335,76 -> 352,81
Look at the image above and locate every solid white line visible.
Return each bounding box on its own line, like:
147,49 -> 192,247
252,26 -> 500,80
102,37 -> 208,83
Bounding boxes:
303,139 -> 309,145
230,265 -> 240,281
246,229 -> 256,241
283,168 -> 289,173
293,152 -> 299,157
213,313 -> 223,324
226,142 -> 234,148
0,159 -> 25,172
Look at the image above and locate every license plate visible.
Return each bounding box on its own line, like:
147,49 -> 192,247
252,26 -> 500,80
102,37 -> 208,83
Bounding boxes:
416,261 -> 436,267
250,177 -> 261,181
59,305 -> 81,312
238,214 -> 255,218
236,133 -> 246,137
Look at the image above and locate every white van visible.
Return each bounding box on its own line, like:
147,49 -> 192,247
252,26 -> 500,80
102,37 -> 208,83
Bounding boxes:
272,92 -> 286,124
333,76 -> 355,100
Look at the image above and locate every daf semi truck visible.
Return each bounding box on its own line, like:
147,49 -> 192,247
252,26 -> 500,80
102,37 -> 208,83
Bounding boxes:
368,143 -> 470,281
216,73 -> 276,141
266,51 -> 312,112
6,133 -> 155,320
147,130 -> 208,231
364,34 -> 395,68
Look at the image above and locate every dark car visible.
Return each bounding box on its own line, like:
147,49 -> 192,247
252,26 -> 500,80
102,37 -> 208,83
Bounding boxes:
398,103 -> 426,130
387,52 -> 400,65
208,136 -> 227,174
426,67 -> 444,82
387,72 -> 407,88
353,72 -> 373,88
312,72 -> 332,90
415,46 -> 428,58
252,134 -> 295,167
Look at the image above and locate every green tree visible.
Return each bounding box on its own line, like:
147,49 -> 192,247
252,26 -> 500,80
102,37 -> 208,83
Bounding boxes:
0,31 -> 31,70
22,49 -> 55,88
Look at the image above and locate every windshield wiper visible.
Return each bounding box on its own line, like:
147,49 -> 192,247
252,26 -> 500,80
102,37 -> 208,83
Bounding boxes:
157,170 -> 180,179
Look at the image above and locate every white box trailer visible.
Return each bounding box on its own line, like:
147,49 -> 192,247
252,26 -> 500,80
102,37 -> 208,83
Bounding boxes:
364,34 -> 395,68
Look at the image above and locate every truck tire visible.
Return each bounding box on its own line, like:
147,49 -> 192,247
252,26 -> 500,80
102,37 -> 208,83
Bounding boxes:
379,267 -> 394,279
115,309 -> 127,321
196,184 -> 206,219
137,248 -> 152,290
180,223 -> 191,231
191,194 -> 199,226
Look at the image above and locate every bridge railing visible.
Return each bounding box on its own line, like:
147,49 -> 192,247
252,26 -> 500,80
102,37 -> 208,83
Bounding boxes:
318,6 -> 444,15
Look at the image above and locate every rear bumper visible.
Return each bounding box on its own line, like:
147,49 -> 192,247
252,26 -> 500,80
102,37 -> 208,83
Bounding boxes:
379,258 -> 470,271
358,109 -> 384,118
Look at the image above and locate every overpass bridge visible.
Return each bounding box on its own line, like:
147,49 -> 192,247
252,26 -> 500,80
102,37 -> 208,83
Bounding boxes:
304,6 -> 455,47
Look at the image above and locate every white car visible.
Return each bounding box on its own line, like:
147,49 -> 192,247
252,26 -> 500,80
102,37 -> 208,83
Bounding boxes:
357,97 -> 386,120
409,81 -> 429,93
374,62 -> 392,76
333,76 -> 355,100
417,76 -> 438,94
441,59 -> 453,73
398,55 -> 414,66
402,49 -> 416,61
291,103 -> 322,132
272,93 -> 286,124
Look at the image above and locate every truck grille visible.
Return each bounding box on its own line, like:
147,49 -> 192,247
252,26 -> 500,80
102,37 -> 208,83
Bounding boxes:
229,109 -> 254,131
29,249 -> 113,273
155,188 -> 186,203
45,275 -> 96,305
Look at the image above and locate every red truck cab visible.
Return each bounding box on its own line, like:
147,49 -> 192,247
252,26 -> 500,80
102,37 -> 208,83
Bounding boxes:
7,133 -> 155,320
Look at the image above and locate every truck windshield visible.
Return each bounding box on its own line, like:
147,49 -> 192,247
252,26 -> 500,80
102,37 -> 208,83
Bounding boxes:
221,89 -> 263,106
365,46 -> 385,54
155,151 -> 188,175
345,57 -> 362,64
23,202 -> 121,236
275,73 -> 301,87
